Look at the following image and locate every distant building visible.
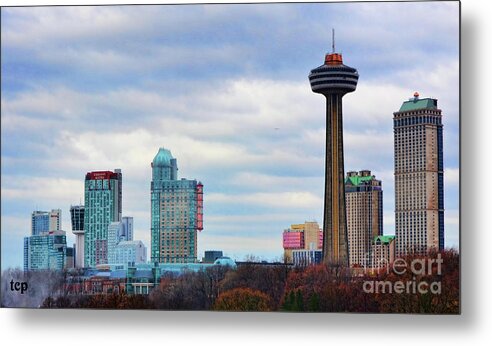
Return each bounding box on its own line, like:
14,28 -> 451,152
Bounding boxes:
282,222 -> 322,264
84,170 -> 122,267
107,221 -> 124,265
66,247 -> 75,269
31,209 -> 61,235
394,93 -> 444,256
70,205 -> 85,268
371,235 -> 396,270
202,250 -> 223,263
64,258 -> 237,296
150,148 -> 203,263
345,170 -> 383,267
113,240 -> 147,265
121,216 -> 134,241
24,230 -> 67,271
292,250 -> 322,267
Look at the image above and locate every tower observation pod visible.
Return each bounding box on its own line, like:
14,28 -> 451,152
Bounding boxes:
308,33 -> 359,267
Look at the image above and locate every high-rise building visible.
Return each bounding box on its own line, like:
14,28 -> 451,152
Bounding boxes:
84,169 -> 122,267
309,34 -> 358,266
24,230 -> 67,271
31,209 -> 61,235
150,148 -> 203,263
282,222 -> 322,264
394,93 -> 444,256
345,170 -> 383,267
70,205 -> 85,268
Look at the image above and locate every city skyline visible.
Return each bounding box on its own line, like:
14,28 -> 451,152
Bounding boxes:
1,2 -> 459,269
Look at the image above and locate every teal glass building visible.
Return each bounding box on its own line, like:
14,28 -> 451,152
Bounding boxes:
150,148 -> 203,263
23,231 -> 67,271
31,209 -> 61,235
84,169 -> 122,267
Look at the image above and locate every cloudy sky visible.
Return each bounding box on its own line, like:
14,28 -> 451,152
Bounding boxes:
1,1 -> 459,269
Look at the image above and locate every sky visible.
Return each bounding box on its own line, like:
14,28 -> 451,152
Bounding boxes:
1,1 -> 460,269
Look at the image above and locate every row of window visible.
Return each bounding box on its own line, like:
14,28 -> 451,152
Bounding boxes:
394,115 -> 442,127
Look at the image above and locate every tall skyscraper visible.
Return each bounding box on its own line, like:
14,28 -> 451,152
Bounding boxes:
150,148 -> 203,263
70,205 -> 85,268
309,34 -> 358,266
31,209 -> 61,235
345,170 -> 383,267
394,93 -> 444,256
282,221 -> 322,264
24,230 -> 67,271
84,169 -> 122,267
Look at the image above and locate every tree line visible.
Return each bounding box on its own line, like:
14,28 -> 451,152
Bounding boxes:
2,250 -> 459,313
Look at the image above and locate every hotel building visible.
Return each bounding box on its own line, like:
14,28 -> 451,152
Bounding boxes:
394,93 -> 444,256
150,148 -> 203,263
84,169 -> 122,267
345,170 -> 383,267
24,230 -> 67,271
31,209 -> 61,235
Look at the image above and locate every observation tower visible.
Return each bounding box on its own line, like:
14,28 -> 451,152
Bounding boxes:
308,31 -> 359,266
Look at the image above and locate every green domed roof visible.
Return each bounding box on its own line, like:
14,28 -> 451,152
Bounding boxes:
213,257 -> 237,268
153,148 -> 174,166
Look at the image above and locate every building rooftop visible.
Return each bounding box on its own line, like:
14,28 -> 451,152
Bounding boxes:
398,97 -> 438,112
373,235 -> 396,244
152,147 -> 174,166
213,257 -> 237,268
117,240 -> 144,246
345,175 -> 374,186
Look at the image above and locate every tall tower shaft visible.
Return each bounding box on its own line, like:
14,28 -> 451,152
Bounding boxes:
309,44 -> 359,266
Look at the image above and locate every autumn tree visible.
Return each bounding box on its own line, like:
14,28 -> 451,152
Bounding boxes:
214,287 -> 272,312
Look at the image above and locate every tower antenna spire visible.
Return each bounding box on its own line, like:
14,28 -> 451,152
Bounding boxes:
332,28 -> 335,53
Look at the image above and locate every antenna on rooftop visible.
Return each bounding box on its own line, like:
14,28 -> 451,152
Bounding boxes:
332,28 -> 335,53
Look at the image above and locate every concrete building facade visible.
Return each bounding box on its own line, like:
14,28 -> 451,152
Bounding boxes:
370,235 -> 396,270
282,222 -> 322,264
345,170 -> 383,267
394,93 -> 444,256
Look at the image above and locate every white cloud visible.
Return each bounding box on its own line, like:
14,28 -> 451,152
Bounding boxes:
207,191 -> 322,209
445,167 -> 459,187
2,176 -> 83,204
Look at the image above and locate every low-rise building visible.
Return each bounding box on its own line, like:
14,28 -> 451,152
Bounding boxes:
371,235 -> 396,270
